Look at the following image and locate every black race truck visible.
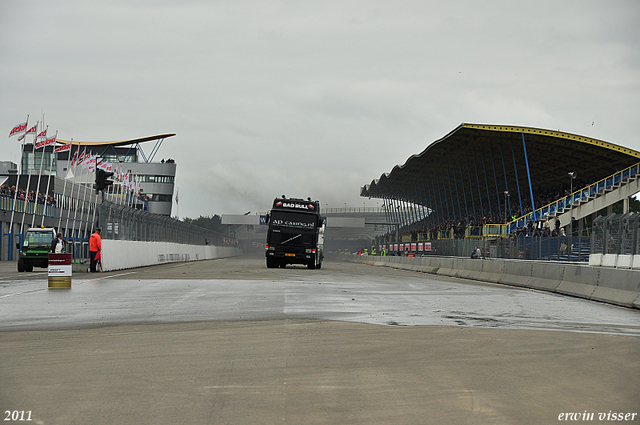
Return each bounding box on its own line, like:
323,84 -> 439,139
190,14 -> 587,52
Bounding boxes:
265,197 -> 324,269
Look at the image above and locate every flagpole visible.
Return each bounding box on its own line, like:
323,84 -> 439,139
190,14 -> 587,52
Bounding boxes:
9,115 -> 28,249
41,131 -> 58,227
31,125 -> 48,228
78,153 -> 95,255
64,146 -> 79,237
20,121 -> 39,234
70,148 -> 87,256
56,141 -> 72,232
82,158 -> 98,248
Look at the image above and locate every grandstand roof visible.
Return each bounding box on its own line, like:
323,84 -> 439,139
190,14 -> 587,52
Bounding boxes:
361,123 -> 640,220
56,133 -> 176,147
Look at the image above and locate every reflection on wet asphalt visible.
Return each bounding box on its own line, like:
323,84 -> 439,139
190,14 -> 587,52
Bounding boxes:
1,265 -> 638,336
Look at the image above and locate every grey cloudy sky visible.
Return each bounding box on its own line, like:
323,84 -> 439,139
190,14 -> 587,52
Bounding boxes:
2,0 -> 639,218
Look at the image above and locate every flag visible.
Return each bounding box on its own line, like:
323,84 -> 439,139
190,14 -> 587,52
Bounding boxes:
88,156 -> 96,172
25,124 -> 38,135
55,143 -> 72,153
44,135 -> 57,146
34,128 -> 48,149
70,149 -> 79,166
76,149 -> 86,165
9,120 -> 27,138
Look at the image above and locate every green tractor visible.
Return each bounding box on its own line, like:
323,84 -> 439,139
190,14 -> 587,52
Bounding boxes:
17,227 -> 56,272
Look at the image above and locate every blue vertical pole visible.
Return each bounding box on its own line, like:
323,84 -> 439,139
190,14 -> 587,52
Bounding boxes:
390,198 -> 399,228
414,183 -> 429,225
446,170 -> 456,221
382,196 -> 391,234
490,146 -> 502,220
458,163 -> 469,223
481,150 -> 493,218
449,167 -> 462,220
436,174 -> 449,222
473,155 -> 485,220
406,194 -> 416,227
510,138 -> 524,217
401,197 -> 410,228
428,176 -> 438,225
396,198 -> 405,228
499,143 -> 512,217
466,158 -> 477,222
521,132 -> 536,219
427,178 -> 439,226
422,182 -> 433,227
406,190 -> 417,226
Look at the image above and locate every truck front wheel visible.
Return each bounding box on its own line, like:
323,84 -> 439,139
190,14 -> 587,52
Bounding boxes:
17,258 -> 25,272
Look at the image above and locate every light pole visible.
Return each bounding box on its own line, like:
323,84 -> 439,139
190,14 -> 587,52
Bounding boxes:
504,191 -> 510,224
568,172 -> 577,202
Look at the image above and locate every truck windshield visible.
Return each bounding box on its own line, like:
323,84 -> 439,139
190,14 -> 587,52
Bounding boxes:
269,211 -> 317,246
269,211 -> 316,230
26,232 -> 52,244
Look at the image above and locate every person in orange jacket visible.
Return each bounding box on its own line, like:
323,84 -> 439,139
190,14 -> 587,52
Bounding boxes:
89,228 -> 102,272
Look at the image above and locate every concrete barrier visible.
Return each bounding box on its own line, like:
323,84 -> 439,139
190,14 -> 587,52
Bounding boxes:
437,257 -> 457,277
616,255 -> 632,269
101,240 -> 242,271
557,265 -> 600,300
595,267 -> 640,307
529,262 -> 564,291
499,261 -> 532,288
589,253 -> 602,267
348,254 -> 640,309
478,260 -> 503,283
601,254 -> 618,267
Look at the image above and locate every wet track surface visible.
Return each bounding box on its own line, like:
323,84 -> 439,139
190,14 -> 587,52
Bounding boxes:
1,255 -> 638,335
1,255 -> 639,425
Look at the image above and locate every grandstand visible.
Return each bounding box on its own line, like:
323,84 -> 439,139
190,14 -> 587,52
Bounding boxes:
361,123 -> 640,258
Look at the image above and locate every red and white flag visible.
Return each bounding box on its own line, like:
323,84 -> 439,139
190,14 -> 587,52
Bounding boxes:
75,149 -> 86,165
25,124 -> 38,135
70,150 -> 78,166
44,135 -> 57,146
55,143 -> 72,153
9,120 -> 28,138
36,128 -> 47,139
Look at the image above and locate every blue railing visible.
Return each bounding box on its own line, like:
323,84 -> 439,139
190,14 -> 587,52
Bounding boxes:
505,162 -> 640,234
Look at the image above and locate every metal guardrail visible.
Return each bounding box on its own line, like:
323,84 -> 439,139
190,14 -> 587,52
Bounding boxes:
591,212 -> 640,255
505,162 -> 640,233
0,195 -> 55,216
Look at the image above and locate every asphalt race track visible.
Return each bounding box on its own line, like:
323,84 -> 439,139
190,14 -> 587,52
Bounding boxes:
1,254 -> 639,425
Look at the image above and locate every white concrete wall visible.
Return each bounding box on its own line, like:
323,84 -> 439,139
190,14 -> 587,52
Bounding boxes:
342,254 -> 640,309
101,240 -> 242,271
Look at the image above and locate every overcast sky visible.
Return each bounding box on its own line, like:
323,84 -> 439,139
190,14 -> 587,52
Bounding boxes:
2,1 -> 639,218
